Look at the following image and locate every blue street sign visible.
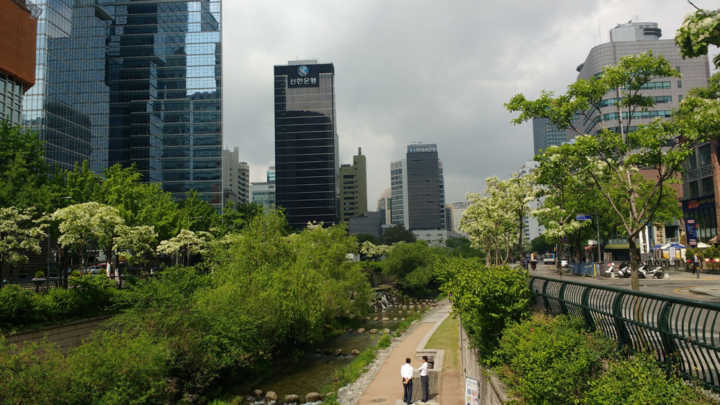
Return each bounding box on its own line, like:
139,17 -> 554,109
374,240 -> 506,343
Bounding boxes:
576,215 -> 592,221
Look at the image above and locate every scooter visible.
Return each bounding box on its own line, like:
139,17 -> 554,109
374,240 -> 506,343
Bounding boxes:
617,262 -> 632,278
602,262 -> 616,278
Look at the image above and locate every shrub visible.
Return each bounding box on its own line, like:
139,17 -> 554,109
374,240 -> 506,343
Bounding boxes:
0,285 -> 35,326
442,261 -> 531,359
378,334 -> 392,349
493,314 -> 613,405
0,337 -> 70,404
66,330 -> 172,404
584,352 -> 712,405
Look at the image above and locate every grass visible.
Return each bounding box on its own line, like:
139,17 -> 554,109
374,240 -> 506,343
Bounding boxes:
424,314 -> 459,369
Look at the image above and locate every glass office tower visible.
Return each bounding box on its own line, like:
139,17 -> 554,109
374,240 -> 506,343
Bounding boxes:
274,60 -> 338,228
23,0 -> 222,208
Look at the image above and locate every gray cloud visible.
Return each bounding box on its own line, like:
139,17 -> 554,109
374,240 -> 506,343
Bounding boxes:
222,0 -> 704,206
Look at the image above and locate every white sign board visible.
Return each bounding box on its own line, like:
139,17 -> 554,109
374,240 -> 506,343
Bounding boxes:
465,377 -> 479,405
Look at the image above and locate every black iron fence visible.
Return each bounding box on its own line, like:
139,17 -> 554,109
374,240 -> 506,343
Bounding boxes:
530,276 -> 720,392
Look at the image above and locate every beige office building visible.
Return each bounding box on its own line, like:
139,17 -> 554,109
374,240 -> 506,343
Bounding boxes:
339,147 -> 368,222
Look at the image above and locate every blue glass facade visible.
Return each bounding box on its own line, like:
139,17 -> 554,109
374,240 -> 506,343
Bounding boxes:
23,0 -> 222,208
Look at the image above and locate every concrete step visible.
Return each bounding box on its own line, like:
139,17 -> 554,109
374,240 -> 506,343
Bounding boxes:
395,401 -> 439,405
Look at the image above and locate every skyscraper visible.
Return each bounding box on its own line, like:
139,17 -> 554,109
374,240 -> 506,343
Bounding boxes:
390,144 -> 447,245
532,117 -> 568,155
23,0 -> 223,208
222,147 -> 249,205
274,60 -> 338,228
0,0 -> 36,126
339,147 -> 367,222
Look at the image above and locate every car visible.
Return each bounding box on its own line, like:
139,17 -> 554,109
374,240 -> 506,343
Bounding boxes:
543,253 -> 556,265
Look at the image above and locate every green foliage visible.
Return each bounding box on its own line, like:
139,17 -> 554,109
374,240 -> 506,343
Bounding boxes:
218,201 -> 264,235
493,314 -> 612,404
676,9 -> 720,69
0,275 -> 119,329
0,338 -> 70,405
381,241 -> 442,297
530,235 -> 553,254
377,333 -> 392,349
445,237 -> 483,257
380,225 -> 416,244
178,190 -> 220,232
66,331 -> 172,404
0,122 -> 55,212
584,352 -> 710,405
442,260 -> 531,359
0,206 -> 48,284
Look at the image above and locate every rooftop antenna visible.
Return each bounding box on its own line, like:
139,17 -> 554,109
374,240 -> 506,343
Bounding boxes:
687,0 -> 700,10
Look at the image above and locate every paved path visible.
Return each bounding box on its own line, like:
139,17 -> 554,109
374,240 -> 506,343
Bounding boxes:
357,302 -> 449,405
437,320 -> 463,405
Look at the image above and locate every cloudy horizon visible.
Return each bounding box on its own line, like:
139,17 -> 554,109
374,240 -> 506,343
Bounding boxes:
222,0 -> 709,207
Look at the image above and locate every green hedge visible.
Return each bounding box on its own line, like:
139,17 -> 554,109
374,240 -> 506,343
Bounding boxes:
442,259 -> 531,359
0,275 -> 120,330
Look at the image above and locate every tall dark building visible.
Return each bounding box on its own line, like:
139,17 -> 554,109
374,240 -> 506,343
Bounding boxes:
23,0 -> 223,208
406,144 -> 445,230
274,60 -> 338,228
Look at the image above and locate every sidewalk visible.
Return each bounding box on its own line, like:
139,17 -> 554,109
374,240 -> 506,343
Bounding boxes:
356,301 -> 450,405
689,286 -> 720,298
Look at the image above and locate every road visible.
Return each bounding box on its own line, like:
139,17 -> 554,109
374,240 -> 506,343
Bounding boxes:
531,263 -> 720,302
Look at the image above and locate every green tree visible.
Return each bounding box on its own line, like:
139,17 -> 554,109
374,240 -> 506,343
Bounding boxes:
380,225 -> 416,244
0,122 -> 55,211
507,52 -> 699,290
177,191 -> 220,232
218,201 -> 264,235
0,207 -> 47,287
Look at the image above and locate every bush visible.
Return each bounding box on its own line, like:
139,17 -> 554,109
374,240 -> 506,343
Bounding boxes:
66,330 -> 172,404
442,261 -> 531,359
0,285 -> 35,326
584,353 -> 711,405
377,334 -> 392,349
493,314 -> 612,405
0,337 -> 70,404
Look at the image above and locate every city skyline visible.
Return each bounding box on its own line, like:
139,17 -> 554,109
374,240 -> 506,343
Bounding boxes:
222,0 -> 711,206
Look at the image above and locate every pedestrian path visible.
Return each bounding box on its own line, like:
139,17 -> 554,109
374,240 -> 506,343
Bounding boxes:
356,301 -> 450,405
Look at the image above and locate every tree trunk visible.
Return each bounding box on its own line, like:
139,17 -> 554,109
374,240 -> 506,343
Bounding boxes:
0,259 -> 4,289
628,237 -> 640,291
711,138 -> 720,238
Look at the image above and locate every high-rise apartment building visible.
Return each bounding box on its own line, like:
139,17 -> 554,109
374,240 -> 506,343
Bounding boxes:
0,0 -> 37,126
574,20 -> 710,240
222,147 -> 249,205
339,147 -> 367,222
23,0 -> 223,208
532,117 -> 568,155
274,60 -> 338,228
390,144 -> 447,244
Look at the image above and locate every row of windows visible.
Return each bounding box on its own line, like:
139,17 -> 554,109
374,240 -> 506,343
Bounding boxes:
599,95 -> 672,107
602,110 -> 672,121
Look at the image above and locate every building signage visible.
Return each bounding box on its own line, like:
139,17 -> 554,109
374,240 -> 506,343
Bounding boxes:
288,65 -> 319,88
686,219 -> 698,247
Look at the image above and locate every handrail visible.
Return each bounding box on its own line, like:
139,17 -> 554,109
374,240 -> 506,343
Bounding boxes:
529,275 -> 720,392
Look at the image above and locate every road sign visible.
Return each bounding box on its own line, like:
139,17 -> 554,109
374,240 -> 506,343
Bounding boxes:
576,214 -> 592,221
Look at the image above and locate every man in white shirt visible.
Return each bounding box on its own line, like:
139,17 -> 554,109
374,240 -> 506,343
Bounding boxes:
400,358 -> 414,404
418,356 -> 430,402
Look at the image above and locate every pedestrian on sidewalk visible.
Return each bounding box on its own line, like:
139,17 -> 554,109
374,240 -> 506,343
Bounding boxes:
418,355 -> 429,402
401,357 -> 414,404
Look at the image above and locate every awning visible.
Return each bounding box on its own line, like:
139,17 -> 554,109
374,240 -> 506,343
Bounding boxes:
605,243 -> 629,250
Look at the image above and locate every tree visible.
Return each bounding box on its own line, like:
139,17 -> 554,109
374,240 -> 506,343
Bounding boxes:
0,207 -> 47,287
156,229 -> 213,266
461,176 -> 530,265
51,202 -> 124,285
0,122 -> 55,211
359,240 -> 390,259
507,52 -> 701,290
177,191 -> 220,233
530,235 -> 553,254
218,201 -> 264,235
113,225 -> 159,274
380,225 -> 416,244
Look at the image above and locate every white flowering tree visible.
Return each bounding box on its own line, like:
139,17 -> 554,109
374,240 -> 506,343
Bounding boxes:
113,225 -> 158,274
460,175 -> 533,265
0,207 -> 47,287
51,202 -> 124,281
360,241 -> 391,259
156,229 -> 213,266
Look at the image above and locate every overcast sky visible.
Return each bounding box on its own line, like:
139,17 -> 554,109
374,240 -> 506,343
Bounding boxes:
222,0 -> 710,207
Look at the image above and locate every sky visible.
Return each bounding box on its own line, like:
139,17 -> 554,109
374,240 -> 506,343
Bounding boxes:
222,0 -> 710,207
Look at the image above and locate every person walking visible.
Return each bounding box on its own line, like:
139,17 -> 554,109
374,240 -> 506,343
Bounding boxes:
418,355 -> 430,402
401,357 -> 414,404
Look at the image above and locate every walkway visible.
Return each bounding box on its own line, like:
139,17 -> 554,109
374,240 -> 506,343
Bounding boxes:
356,301 -> 450,405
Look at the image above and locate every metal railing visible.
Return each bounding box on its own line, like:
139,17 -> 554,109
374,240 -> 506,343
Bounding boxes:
530,276 -> 720,392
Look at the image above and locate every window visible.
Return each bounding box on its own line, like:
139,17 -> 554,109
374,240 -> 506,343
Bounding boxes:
678,80 -> 682,89
702,177 -> 714,195
690,181 -> 699,198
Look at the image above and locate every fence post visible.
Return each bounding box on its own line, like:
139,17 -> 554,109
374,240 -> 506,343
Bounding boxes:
657,301 -> 677,372
541,279 -> 551,313
558,282 -> 568,314
581,286 -> 595,331
612,292 -> 631,349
